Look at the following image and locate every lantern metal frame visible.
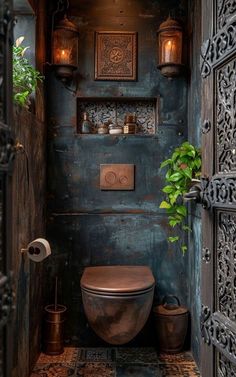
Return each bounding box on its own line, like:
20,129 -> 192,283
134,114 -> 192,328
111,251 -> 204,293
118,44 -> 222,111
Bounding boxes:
51,0 -> 79,82
157,16 -> 184,78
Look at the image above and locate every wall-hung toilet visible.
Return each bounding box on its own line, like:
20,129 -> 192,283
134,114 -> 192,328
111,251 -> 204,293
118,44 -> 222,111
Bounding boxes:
80,265 -> 155,345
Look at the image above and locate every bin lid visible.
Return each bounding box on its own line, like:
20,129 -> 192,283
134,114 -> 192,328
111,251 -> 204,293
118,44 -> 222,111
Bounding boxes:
153,295 -> 188,316
81,266 -> 155,293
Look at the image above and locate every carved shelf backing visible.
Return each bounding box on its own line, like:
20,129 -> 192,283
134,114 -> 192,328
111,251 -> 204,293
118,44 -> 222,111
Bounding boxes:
76,97 -> 160,135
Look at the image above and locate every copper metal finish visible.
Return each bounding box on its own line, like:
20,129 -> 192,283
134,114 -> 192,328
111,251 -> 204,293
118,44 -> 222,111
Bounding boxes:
153,296 -> 188,353
124,114 -> 137,123
81,266 -> 155,345
100,164 -> 135,190
95,31 -> 137,81
81,266 -> 155,293
43,304 -> 67,355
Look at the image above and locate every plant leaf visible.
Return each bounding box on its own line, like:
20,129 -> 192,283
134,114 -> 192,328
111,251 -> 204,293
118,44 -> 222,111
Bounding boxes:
182,225 -> 192,232
168,236 -> 180,243
182,167 -> 192,179
162,185 -> 174,193
160,159 -> 172,169
168,172 -> 182,182
176,205 -> 187,216
181,245 -> 187,254
160,201 -> 171,209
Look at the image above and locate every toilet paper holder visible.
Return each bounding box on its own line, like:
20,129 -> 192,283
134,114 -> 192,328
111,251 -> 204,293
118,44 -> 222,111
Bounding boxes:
20,238 -> 51,262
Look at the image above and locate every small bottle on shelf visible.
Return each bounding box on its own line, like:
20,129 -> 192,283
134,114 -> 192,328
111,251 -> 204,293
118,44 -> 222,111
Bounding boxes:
81,112 -> 92,134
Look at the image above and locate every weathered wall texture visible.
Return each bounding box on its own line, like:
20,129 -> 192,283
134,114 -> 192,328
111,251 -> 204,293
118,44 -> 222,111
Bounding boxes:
188,0 -> 202,367
11,108 -> 46,377
45,0 -> 191,347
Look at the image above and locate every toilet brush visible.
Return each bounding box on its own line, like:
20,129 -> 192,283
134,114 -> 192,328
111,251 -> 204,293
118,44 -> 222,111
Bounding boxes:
54,276 -> 58,311
43,276 -> 67,355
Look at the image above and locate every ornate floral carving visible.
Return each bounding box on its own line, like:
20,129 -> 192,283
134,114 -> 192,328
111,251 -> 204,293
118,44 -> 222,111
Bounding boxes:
77,99 -> 157,134
217,212 -> 236,321
201,176 -> 236,209
200,305 -> 212,345
216,59 -> 236,173
217,0 -> 236,30
95,31 -> 137,81
201,309 -> 236,364
0,273 -> 14,329
201,16 -> 236,78
218,352 -> 236,376
0,121 -> 14,168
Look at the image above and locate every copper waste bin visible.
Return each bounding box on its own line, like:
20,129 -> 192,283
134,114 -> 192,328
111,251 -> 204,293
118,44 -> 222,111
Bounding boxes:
43,304 -> 67,355
153,295 -> 188,353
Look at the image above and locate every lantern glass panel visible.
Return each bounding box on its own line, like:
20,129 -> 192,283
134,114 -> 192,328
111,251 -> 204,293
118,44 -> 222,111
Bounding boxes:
53,28 -> 78,66
159,30 -> 182,65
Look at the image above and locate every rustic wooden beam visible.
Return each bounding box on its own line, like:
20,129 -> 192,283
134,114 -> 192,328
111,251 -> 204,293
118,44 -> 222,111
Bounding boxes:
35,0 -> 47,122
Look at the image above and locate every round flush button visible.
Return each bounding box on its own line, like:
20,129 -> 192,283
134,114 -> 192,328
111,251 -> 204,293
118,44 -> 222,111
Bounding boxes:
105,171 -> 117,185
119,176 -> 128,185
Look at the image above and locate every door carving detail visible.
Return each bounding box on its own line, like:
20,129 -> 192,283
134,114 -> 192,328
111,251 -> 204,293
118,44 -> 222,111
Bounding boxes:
217,0 -> 236,30
217,59 -> 236,173
200,310 -> 236,364
0,273 -> 14,328
200,18 -> 236,77
201,305 -> 212,345
218,353 -> 236,376
201,176 -> 236,208
217,212 -> 236,320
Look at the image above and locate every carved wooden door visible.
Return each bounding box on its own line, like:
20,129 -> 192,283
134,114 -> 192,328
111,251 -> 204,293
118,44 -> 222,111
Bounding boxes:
0,1 -> 15,377
200,1 -> 236,376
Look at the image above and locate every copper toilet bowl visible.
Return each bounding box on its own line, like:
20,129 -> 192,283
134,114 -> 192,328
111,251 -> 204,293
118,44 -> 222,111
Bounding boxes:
80,266 -> 155,345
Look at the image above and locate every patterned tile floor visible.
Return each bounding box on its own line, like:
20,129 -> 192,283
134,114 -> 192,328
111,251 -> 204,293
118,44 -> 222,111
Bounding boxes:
31,347 -> 200,377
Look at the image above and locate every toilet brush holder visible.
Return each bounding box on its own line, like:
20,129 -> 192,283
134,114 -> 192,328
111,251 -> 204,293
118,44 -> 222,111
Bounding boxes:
43,277 -> 67,355
43,304 -> 67,355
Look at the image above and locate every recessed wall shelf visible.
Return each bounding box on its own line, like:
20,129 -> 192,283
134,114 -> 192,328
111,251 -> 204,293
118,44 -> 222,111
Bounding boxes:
76,96 -> 160,135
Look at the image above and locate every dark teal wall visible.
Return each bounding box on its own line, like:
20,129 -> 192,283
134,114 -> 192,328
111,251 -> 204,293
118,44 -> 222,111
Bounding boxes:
45,0 -> 191,347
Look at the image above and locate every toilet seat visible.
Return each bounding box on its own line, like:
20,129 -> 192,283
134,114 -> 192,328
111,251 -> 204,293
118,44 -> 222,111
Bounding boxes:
80,266 -> 155,296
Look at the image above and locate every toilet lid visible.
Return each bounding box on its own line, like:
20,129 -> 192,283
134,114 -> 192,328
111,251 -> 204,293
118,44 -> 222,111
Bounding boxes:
81,266 -> 155,293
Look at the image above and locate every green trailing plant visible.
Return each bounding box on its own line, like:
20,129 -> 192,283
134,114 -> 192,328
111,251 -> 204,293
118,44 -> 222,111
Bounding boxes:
159,141 -> 201,253
13,36 -> 43,107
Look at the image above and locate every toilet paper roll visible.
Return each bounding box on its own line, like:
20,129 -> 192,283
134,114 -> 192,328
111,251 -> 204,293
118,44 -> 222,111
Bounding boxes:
27,238 -> 51,262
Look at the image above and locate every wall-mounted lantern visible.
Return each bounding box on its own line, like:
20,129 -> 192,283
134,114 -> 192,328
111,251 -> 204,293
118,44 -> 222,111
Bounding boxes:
52,15 -> 79,81
157,16 -> 184,78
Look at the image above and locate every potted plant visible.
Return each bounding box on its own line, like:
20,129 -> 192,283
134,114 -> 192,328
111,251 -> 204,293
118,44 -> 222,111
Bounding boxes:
159,141 -> 201,253
13,36 -> 43,108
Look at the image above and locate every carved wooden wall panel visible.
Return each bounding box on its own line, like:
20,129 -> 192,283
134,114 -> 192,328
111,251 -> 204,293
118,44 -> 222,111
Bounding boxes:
217,0 -> 236,30
216,59 -> 236,173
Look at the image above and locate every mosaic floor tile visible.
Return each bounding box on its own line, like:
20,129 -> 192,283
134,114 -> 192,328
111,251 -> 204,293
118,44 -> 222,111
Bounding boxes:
31,363 -> 76,376
158,352 -> 194,364
77,348 -> 116,362
31,347 -> 201,377
159,363 -> 201,377
116,347 -> 159,364
37,348 -> 78,366
76,362 -> 116,377
116,363 -> 162,377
